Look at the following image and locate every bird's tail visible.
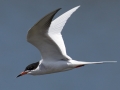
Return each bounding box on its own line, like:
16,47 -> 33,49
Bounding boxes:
70,60 -> 117,68
77,61 -> 117,65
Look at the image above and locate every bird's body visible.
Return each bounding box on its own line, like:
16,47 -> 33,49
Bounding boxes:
28,60 -> 116,75
17,5 -> 117,77
30,60 -> 72,75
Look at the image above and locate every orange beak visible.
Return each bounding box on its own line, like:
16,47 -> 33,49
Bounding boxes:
16,71 -> 28,78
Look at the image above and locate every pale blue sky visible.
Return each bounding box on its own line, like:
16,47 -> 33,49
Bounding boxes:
0,0 -> 119,90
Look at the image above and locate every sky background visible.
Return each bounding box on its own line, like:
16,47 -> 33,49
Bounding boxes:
0,0 -> 120,90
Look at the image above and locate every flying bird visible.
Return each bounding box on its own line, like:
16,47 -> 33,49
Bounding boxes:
17,5 -> 117,78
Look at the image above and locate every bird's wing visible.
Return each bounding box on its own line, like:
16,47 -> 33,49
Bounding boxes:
27,6 -> 80,61
27,8 -> 63,61
48,5 -> 80,60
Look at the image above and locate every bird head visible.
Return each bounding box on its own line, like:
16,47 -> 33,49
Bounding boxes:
16,62 -> 39,78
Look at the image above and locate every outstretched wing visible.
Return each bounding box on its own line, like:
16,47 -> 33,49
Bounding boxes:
27,6 -> 80,61
49,5 -> 80,60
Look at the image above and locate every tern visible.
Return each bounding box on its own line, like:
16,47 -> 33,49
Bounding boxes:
17,5 -> 117,78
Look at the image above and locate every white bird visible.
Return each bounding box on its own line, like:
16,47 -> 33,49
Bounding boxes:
17,5 -> 117,77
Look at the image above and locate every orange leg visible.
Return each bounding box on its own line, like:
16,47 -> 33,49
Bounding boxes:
75,65 -> 84,68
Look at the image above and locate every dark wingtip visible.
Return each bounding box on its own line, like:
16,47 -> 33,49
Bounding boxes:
58,8 -> 62,11
55,8 -> 62,13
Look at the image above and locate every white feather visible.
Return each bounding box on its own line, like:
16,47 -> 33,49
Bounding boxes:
48,5 -> 80,59
27,6 -> 80,61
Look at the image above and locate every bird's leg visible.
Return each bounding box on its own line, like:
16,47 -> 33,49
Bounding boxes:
75,65 -> 84,68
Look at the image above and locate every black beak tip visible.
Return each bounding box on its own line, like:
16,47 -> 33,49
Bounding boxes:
16,74 -> 21,78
